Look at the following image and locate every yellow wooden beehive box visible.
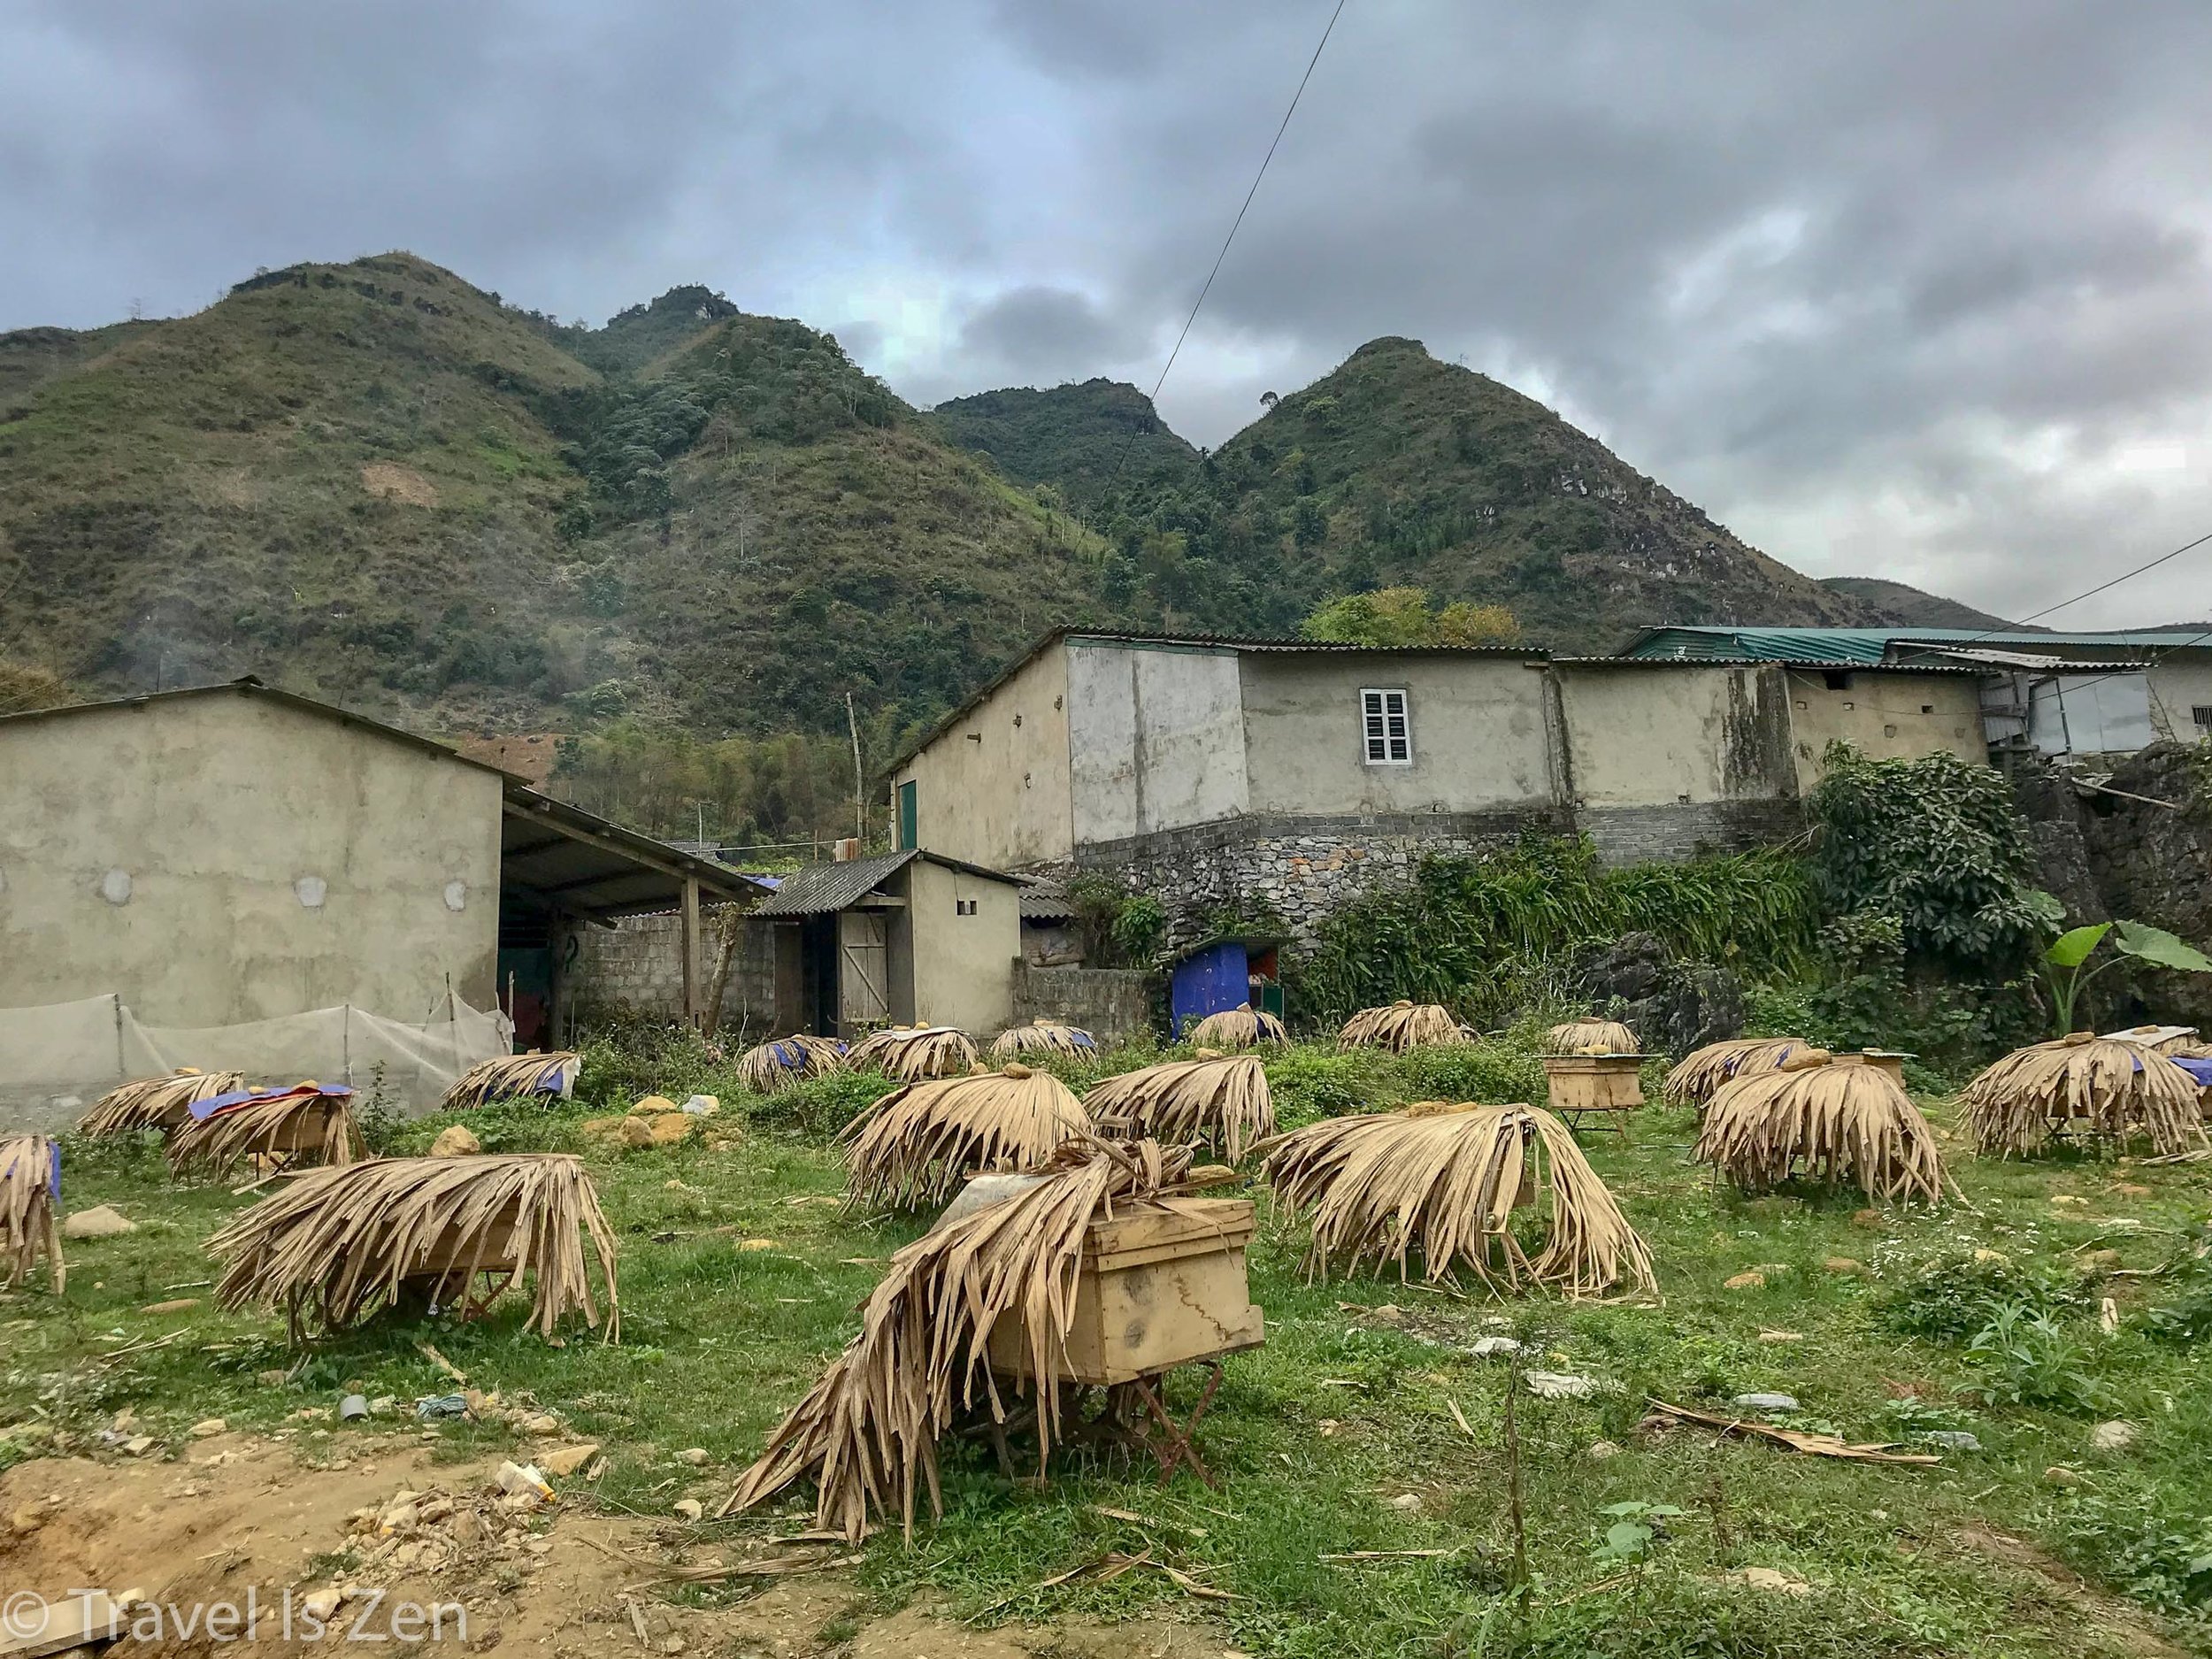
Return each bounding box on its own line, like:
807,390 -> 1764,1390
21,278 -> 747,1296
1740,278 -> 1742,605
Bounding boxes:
987,1196 -> 1264,1386
1541,1053 -> 1645,1114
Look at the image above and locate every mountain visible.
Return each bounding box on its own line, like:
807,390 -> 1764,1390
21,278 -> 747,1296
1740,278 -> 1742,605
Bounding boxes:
1820,576 -> 2016,631
935,338 -> 1881,649
0,254 -> 1104,740
927,380 -> 1198,511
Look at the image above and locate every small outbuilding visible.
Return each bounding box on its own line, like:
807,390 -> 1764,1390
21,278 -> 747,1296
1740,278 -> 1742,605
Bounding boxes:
751,849 -> 1025,1039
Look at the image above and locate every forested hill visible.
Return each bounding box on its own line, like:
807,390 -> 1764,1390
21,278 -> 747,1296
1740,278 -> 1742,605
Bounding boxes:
927,379 -> 1199,511
0,254 -> 1107,743
934,337 -> 1884,648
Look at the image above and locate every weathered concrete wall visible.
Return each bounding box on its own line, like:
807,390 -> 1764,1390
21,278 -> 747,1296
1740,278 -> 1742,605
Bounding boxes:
568,906 -> 778,1037
1577,800 -> 1807,865
1783,668 -> 1985,789
1555,663 -> 1797,807
907,857 -> 1020,1033
1067,641 -> 1248,842
1010,963 -> 1155,1046
1240,654 -> 1552,815
895,645 -> 1072,869
2147,660 -> 2212,743
0,691 -> 500,1025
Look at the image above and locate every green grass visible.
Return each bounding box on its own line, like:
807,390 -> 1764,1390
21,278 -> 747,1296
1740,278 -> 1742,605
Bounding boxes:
6,1040 -> 2209,1658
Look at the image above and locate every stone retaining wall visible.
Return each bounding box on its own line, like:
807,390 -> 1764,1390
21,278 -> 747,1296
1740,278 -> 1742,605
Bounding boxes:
1011,963 -> 1155,1045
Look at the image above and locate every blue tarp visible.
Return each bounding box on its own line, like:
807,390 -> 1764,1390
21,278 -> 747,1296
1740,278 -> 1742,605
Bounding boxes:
188,1082 -> 356,1122
2170,1056 -> 2212,1087
1170,941 -> 1250,1038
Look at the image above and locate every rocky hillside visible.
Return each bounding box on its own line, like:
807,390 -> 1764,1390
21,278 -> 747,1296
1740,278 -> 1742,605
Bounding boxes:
936,338 -> 1885,649
928,379 -> 1199,511
1820,576 -> 2016,630
0,255 -> 1104,739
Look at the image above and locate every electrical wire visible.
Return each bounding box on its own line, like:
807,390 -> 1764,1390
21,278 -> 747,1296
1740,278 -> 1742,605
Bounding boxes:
1103,0 -> 1348,492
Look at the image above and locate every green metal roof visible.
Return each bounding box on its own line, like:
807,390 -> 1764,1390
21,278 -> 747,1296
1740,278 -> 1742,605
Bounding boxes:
1620,626 -> 2209,664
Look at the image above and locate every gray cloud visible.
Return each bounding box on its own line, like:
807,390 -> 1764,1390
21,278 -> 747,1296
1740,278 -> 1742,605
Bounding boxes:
4,0 -> 2211,623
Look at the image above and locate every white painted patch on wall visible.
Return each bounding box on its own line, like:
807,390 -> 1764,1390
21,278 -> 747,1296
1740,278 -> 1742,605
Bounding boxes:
443,880 -> 468,912
295,875 -> 328,909
100,868 -> 132,905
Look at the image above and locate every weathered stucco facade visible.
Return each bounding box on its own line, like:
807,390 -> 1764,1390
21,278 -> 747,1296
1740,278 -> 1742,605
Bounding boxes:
0,690 -> 502,1025
889,632 -> 1993,942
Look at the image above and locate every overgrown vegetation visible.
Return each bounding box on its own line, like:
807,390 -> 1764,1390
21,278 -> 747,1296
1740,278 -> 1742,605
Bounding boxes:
1299,584 -> 1520,647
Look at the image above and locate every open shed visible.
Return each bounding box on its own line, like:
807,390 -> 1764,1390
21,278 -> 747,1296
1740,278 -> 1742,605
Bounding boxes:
750,849 -> 1025,1039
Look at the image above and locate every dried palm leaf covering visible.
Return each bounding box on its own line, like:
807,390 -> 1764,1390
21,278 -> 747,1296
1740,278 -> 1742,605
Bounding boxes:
1261,1103 -> 1655,1297
2101,1023 -> 2202,1056
1962,1033 -> 2208,1157
989,1019 -> 1099,1059
1187,1003 -> 1287,1049
1338,1002 -> 1467,1054
1545,1017 -> 1639,1056
0,1135 -> 64,1292
724,1136 -> 1201,1540
842,1064 -> 1094,1210
737,1033 -> 848,1094
79,1068 -> 249,1138
1693,1052 -> 1952,1204
1081,1056 -> 1275,1164
208,1152 -> 618,1341
166,1083 -> 362,1180
439,1051 -> 581,1111
845,1025 -> 981,1083
1662,1037 -> 1807,1107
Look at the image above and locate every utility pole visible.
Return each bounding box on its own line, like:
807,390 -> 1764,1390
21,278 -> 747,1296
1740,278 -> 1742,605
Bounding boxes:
845,690 -> 866,844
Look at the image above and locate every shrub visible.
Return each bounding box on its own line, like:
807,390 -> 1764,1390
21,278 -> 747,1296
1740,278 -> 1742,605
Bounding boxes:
1262,1048 -> 1402,1125
1877,1248 -> 2095,1342
1400,1041 -> 1546,1105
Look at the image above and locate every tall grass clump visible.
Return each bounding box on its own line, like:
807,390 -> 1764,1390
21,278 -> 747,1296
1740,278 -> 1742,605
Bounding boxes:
1286,835 -> 1816,1025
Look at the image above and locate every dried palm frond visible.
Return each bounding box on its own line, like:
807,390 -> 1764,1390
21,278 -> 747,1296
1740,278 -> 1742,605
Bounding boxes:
207,1152 -> 618,1340
1338,1001 -> 1468,1054
1,1136 -> 64,1293
845,1025 -> 981,1082
1081,1056 -> 1276,1163
79,1068 -> 249,1138
1187,1004 -> 1287,1049
724,1135 -> 1194,1540
842,1064 -> 1094,1210
1962,1033 -> 2208,1157
738,1033 -> 847,1094
1663,1037 -> 1807,1107
1693,1053 -> 1952,1204
989,1019 -> 1099,1059
439,1051 -> 580,1111
1545,1017 -> 1638,1056
166,1085 -> 362,1180
1260,1103 -> 1655,1297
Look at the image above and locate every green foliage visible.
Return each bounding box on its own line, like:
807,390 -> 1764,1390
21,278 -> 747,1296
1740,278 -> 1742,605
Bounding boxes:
1300,585 -> 1520,647
2062,1491 -> 2212,1617
1259,1046 -> 1405,1125
551,718 -> 880,849
1397,1039 -> 1547,1105
1808,744 -> 2053,979
1288,835 -> 1816,1026
1877,1248 -> 2094,1342
2142,1230 -> 2212,1345
2038,918 -> 2212,1036
1592,1500 -> 1686,1563
1963,1302 -> 2107,1413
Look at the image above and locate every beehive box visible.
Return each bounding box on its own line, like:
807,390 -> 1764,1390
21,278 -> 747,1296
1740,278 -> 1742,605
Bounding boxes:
987,1197 -> 1263,1386
1852,1051 -> 1912,1087
1541,1054 -> 1645,1114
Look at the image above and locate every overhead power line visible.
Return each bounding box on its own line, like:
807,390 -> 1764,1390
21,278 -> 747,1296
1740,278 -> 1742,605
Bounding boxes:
1106,0 -> 1348,491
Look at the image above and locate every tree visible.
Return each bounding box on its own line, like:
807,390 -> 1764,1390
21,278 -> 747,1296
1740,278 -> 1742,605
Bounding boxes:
1299,586 -> 1521,648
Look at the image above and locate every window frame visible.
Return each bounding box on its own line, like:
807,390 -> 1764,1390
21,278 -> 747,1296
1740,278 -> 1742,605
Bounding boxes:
1360,686 -> 1414,767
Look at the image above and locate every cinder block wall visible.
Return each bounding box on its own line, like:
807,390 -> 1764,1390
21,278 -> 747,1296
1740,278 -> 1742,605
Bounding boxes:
570,906 -> 779,1039
1011,963 -> 1155,1046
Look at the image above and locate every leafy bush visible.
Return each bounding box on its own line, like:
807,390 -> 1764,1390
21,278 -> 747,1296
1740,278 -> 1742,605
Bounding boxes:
746,1066 -> 893,1136
1877,1249 -> 2095,1341
1262,1048 -> 1402,1125
380,1102 -> 584,1156
1399,1041 -> 1546,1104
1964,1302 -> 2108,1412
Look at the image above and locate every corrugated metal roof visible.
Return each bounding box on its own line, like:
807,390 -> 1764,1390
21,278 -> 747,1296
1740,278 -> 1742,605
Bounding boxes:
1622,625 -> 2211,664
1553,655 -> 1985,676
1018,879 -> 1075,920
751,850 -> 918,916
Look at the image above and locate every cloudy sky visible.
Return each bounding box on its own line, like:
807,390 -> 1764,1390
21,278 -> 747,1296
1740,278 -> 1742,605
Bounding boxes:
6,0 -> 2211,625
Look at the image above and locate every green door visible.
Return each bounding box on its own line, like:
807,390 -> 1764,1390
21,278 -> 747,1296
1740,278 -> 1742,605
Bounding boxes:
896,780 -> 918,850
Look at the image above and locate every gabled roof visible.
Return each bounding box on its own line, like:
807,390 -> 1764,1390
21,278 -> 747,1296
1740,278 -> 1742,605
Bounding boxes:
751,849 -> 1025,917
0,676 -> 760,919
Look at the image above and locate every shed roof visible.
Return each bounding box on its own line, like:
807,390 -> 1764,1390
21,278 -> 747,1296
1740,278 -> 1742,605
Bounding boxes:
752,849 -> 1025,918
0,676 -> 760,921
1617,625 -> 2204,664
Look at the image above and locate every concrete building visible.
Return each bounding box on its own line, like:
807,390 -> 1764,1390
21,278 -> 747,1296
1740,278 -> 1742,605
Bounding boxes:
1620,626 -> 2212,763
884,630 -> 1984,940
749,849 -> 1025,1038
0,677 -> 757,1041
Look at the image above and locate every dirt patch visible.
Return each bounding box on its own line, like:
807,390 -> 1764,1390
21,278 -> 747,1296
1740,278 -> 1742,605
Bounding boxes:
360,463 -> 439,507
0,1440 -> 1227,1657
1954,1523 -> 2187,1659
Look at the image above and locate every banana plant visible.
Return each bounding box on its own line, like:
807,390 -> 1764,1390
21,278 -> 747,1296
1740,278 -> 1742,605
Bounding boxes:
2039,920 -> 2212,1036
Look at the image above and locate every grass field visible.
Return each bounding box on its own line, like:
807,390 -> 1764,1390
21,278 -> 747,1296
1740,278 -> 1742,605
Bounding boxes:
4,1033 -> 2209,1658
